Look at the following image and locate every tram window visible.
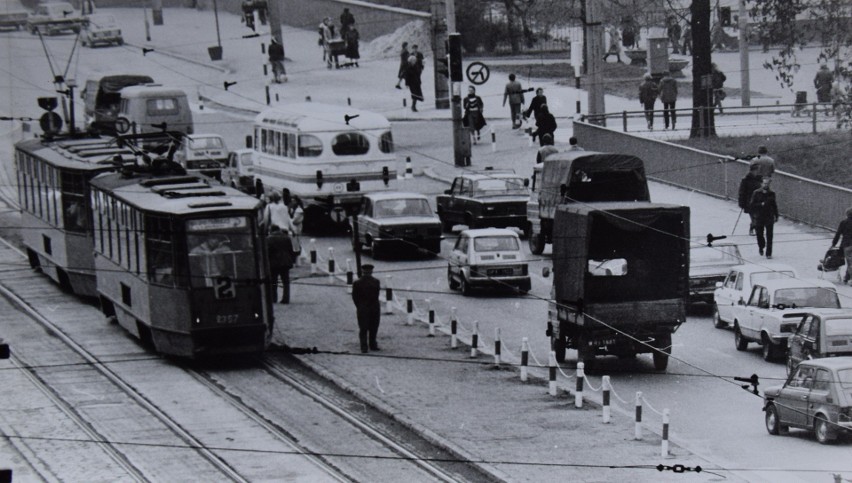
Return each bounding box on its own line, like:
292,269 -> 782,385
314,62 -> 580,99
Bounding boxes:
379,131 -> 394,153
331,132 -> 369,156
146,216 -> 177,286
298,134 -> 322,157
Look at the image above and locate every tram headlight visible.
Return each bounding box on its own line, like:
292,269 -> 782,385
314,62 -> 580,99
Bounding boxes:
195,317 -> 201,325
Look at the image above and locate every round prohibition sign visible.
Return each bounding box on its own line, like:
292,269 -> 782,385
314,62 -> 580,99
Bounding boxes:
466,62 -> 490,85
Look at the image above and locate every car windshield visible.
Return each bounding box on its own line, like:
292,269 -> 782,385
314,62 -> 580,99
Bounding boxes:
374,199 -> 432,217
473,235 -> 519,252
773,287 -> 840,308
750,270 -> 796,285
691,245 -> 740,265
189,137 -> 224,150
473,178 -> 527,196
838,369 -> 852,389
825,317 -> 852,336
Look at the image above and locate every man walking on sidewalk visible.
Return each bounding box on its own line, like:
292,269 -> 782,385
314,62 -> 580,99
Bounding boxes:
749,177 -> 779,259
503,74 -> 525,129
352,264 -> 381,353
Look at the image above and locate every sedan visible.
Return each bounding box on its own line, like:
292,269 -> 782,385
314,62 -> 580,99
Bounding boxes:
351,192 -> 442,259
764,357 -> 852,444
713,262 -> 798,329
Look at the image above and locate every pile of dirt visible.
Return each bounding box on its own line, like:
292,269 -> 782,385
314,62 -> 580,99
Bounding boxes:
363,20 -> 432,61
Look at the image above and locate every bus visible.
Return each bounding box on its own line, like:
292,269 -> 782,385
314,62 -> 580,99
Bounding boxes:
251,103 -> 397,232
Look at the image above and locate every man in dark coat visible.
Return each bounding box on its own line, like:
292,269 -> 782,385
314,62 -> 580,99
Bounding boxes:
395,42 -> 409,89
532,104 -> 557,146
268,37 -> 286,83
749,177 -> 779,259
638,74 -> 659,130
405,54 -> 424,112
339,7 -> 355,36
352,264 -> 381,353
711,63 -> 727,114
523,88 -> 548,121
502,73 -> 525,129
658,72 -> 678,130
831,206 -> 852,284
814,64 -> 834,103
738,163 -> 762,235
267,225 -> 295,303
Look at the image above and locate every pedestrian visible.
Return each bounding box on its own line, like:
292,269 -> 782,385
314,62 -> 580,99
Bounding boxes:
410,44 -> 425,73
568,136 -> 584,151
405,54 -> 424,112
523,87 -> 548,121
681,24 -> 692,56
502,73 -> 525,129
344,22 -> 360,67
532,104 -> 556,146
268,37 -> 286,83
658,71 -> 678,130
749,145 -> 775,178
351,263 -> 381,353
638,73 -> 659,130
814,64 -> 834,105
263,191 -> 295,235
288,195 -> 304,256
711,63 -> 727,114
535,134 -> 558,163
603,25 -> 622,63
266,225 -> 295,304
462,86 -> 486,143
738,163 -> 762,236
667,16 -> 681,54
241,0 -> 255,30
749,177 -> 779,258
621,17 -> 637,49
339,7 -> 355,37
831,207 -> 852,284
395,42 -> 409,89
320,17 -> 339,69
831,80 -> 846,128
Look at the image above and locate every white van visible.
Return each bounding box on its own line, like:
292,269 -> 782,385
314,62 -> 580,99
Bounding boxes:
81,73 -> 154,134
173,133 -> 228,180
115,84 -> 193,136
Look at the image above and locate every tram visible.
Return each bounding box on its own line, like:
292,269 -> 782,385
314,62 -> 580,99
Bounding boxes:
250,102 -> 398,232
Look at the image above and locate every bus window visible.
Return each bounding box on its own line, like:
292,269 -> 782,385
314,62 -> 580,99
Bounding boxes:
298,134 -> 323,157
331,132 -> 370,156
146,97 -> 179,116
379,131 -> 394,153
286,133 -> 296,158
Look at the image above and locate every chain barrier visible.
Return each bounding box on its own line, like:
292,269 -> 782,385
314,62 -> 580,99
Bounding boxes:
641,394 -> 666,418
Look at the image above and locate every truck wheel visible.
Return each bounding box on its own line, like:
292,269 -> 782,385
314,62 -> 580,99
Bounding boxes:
734,323 -> 749,351
712,304 -> 726,328
577,343 -> 595,368
552,335 -> 566,363
652,333 -> 672,371
528,231 -> 545,255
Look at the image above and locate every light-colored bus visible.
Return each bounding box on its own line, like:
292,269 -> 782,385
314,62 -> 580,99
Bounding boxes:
251,103 -> 397,231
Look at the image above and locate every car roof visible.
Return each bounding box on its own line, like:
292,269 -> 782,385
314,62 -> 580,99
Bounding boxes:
728,262 -> 798,274
754,278 -> 836,290
364,191 -> 428,201
461,228 -> 520,238
796,356 -> 852,371
187,133 -> 224,140
796,308 -> 852,319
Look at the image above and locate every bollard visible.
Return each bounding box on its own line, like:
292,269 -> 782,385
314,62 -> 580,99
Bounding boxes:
403,98 -> 407,107
494,328 -> 501,365
406,287 -> 413,325
346,259 -> 353,292
602,376 -> 611,423
427,299 -> 435,337
384,275 -> 394,314
305,96 -> 312,102
275,93 -> 279,102
490,125 -> 496,153
405,156 -> 413,179
309,239 -> 318,274
622,111 -> 628,132
470,321 -> 479,358
575,362 -> 585,408
328,247 -> 335,283
812,102 -> 818,134
347,97 -> 351,106
520,337 -> 529,382
634,391 -> 643,440
263,64 -> 268,76
450,307 -> 458,349
548,351 -> 557,396
661,409 -> 670,457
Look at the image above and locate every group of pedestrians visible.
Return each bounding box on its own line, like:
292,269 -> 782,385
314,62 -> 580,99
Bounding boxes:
394,42 -> 425,111
737,146 -> 778,258
262,190 -> 304,304
638,72 -> 679,130
317,8 -> 360,70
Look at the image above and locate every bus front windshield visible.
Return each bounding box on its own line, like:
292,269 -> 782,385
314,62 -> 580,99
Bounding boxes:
186,217 -> 257,288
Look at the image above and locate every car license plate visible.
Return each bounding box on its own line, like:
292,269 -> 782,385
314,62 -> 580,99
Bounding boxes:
487,267 -> 513,276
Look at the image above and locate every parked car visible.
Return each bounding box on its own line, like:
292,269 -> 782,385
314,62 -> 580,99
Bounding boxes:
448,228 -> 530,295
436,171 -> 529,235
221,149 -> 255,194
0,0 -> 29,30
173,133 -> 227,179
689,241 -> 741,304
713,262 -> 798,329
764,357 -> 852,444
787,309 -> 852,374
81,13 -> 122,47
731,278 -> 841,361
351,192 -> 442,258
27,2 -> 84,36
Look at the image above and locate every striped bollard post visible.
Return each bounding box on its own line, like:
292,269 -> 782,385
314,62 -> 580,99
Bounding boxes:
575,362 -> 585,408
490,125 -> 496,153
405,156 -> 413,179
493,327 -> 501,365
520,337 -> 529,382
634,391 -> 643,440
406,287 -> 414,325
345,259 -> 353,293
327,247 -> 335,283
450,307 -> 458,349
309,239 -> 318,274
384,275 -> 394,314
427,299 -> 435,337
602,376 -> 611,424
470,321 -> 479,358
402,97 -> 406,108
661,409 -> 670,457
548,351 -> 557,396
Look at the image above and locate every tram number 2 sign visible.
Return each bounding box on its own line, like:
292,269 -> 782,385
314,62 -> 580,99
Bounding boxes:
214,276 -> 236,299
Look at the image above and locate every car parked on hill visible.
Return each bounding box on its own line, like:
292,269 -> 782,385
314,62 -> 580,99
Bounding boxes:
731,278 -> 840,361
763,357 -> 852,444
787,309 -> 852,374
27,2 -> 84,36
448,228 -> 530,295
351,192 -> 442,258
221,149 -> 255,194
713,262 -> 798,328
689,241 -> 742,304
81,13 -> 122,47
436,171 -> 530,235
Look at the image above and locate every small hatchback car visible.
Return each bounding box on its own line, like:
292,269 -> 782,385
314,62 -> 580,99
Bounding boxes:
448,228 -> 530,295
81,13 -> 123,47
786,309 -> 852,374
764,357 -> 852,444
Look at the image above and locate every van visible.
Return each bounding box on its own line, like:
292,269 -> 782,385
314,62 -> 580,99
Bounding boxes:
115,84 -> 193,136
81,74 -> 154,134
173,134 -> 228,180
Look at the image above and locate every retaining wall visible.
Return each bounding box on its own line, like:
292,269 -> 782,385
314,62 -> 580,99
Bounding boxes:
573,121 -> 852,231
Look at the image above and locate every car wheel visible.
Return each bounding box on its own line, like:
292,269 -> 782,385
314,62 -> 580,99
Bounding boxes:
653,333 -> 672,371
370,239 -> 382,260
447,268 -> 459,290
734,323 -> 748,351
765,404 -> 788,435
762,334 -> 779,362
460,275 -> 471,296
712,305 -> 726,328
81,37 -> 88,46
528,231 -> 545,255
814,414 -> 836,444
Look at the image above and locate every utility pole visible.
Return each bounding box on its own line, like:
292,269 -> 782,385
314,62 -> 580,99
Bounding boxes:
738,0 -> 750,106
448,33 -> 470,166
431,0 -> 450,109
583,0 -> 605,125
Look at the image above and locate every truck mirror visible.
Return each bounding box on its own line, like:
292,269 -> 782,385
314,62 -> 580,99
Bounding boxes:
245,135 -> 253,149
542,267 -> 550,278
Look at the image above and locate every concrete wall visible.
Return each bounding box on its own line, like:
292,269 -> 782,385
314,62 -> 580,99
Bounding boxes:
573,121 -> 852,231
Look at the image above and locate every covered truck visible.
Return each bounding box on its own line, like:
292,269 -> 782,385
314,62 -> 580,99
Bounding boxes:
547,202 -> 690,370
527,151 -> 650,254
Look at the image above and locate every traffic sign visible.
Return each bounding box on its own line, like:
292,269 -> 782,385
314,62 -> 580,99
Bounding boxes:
39,112 -> 62,134
466,62 -> 490,85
